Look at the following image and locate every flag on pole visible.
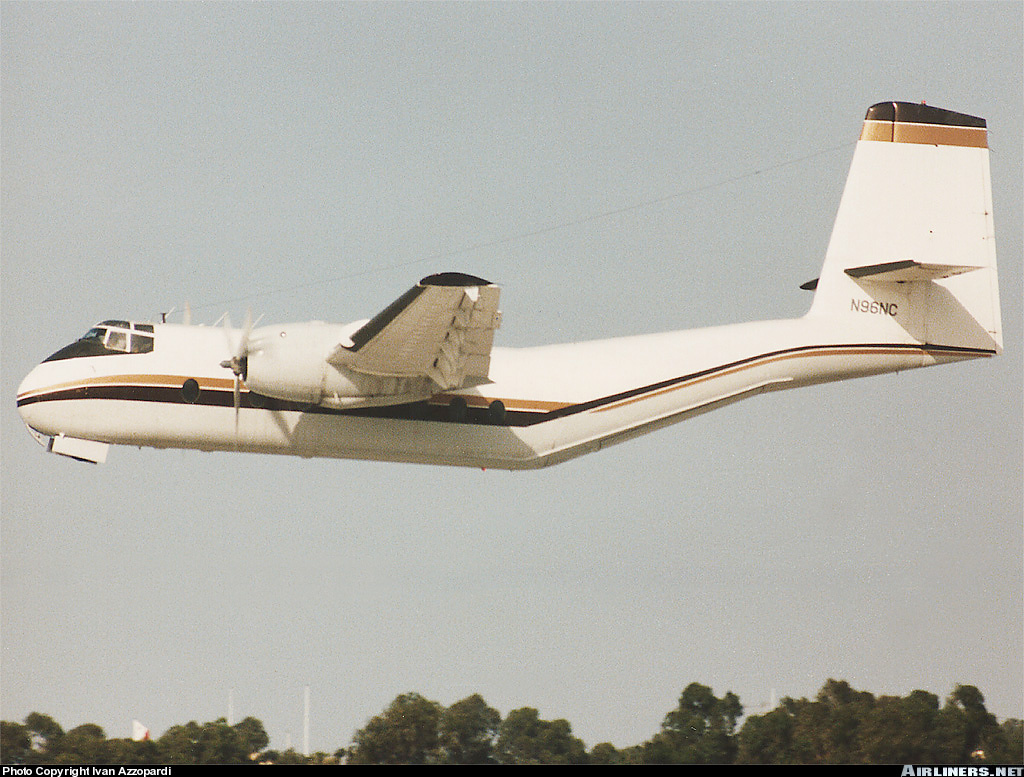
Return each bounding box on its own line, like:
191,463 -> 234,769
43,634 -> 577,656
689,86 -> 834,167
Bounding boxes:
131,720 -> 150,741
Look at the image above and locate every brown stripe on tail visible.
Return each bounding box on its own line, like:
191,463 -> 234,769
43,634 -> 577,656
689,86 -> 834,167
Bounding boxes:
859,101 -> 987,148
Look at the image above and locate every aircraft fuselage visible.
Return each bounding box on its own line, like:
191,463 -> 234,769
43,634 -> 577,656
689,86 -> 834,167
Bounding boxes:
17,315 -> 981,469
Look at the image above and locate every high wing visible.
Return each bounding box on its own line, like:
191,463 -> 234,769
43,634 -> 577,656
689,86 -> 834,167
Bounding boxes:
328,272 -> 502,391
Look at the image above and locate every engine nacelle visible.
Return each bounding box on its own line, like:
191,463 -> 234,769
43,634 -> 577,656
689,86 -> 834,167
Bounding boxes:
243,322 -> 435,408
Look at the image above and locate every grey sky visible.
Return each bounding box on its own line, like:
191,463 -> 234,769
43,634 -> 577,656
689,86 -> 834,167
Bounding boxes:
2,1 -> 1021,753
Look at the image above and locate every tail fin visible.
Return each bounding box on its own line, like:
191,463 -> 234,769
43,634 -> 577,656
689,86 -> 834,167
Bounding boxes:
808,102 -> 1001,356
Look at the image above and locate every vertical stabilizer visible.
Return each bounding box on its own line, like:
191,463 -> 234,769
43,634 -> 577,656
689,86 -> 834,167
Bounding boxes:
809,102 -> 1001,355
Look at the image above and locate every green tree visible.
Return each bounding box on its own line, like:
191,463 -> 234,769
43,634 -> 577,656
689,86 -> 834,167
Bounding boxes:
939,685 -> 1016,764
157,721 -> 203,764
54,723 -> 107,764
193,718 -> 249,764
435,693 -> 501,764
232,716 -> 269,757
735,681 -> 1020,765
306,750 -> 339,764
104,737 -> 162,766
494,707 -> 587,765
991,719 -> 1024,764
155,717 -> 260,764
854,691 -> 944,763
778,695 -> 829,763
814,679 -> 876,763
272,748 -> 311,764
643,682 -> 743,764
589,741 -> 633,764
347,692 -> 443,765
736,707 -> 797,764
0,721 -> 31,764
23,712 -> 64,763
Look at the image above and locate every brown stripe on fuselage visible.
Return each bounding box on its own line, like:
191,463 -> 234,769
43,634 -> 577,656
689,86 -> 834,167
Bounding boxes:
16,373 -> 235,402
18,343 -> 995,425
429,393 -> 572,414
592,344 -> 984,414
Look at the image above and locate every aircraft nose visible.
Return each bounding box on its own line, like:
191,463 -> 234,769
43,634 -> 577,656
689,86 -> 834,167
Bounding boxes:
18,367 -> 37,409
18,360 -> 44,398
17,363 -> 52,432
16,360 -> 111,463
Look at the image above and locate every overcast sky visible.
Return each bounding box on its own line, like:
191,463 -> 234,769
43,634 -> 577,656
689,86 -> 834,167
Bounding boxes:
2,1 -> 1021,754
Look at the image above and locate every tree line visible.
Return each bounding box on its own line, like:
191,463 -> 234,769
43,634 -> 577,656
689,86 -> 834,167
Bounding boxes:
2,680 -> 1021,765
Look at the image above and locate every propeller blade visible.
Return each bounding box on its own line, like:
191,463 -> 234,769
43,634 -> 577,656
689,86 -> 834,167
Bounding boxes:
238,308 -> 253,359
218,309 -> 255,449
220,313 -> 236,370
219,309 -> 254,379
234,375 -> 241,440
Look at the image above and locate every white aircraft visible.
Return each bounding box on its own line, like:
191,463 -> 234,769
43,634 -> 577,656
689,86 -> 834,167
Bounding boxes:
17,102 -> 1002,468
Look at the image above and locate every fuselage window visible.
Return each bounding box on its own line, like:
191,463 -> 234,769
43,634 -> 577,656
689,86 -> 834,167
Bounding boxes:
181,379 -> 200,404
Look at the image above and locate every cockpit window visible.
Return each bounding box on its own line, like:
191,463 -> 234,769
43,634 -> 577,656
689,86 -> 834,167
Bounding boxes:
130,332 -> 154,354
43,320 -> 156,362
107,330 -> 128,352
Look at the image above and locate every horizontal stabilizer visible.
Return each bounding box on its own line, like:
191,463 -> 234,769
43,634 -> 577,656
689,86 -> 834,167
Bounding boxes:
844,260 -> 983,283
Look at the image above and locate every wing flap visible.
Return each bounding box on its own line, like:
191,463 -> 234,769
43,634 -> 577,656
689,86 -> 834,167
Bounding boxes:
329,273 -> 501,390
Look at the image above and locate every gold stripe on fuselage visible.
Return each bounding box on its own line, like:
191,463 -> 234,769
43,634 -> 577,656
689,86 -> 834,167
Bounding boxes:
17,373 -> 235,402
592,345 -> 945,414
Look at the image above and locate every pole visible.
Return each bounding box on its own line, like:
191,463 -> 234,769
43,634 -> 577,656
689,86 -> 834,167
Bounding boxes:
303,685 -> 310,757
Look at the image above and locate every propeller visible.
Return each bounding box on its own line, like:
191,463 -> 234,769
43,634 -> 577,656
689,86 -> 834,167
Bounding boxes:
219,309 -> 254,435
